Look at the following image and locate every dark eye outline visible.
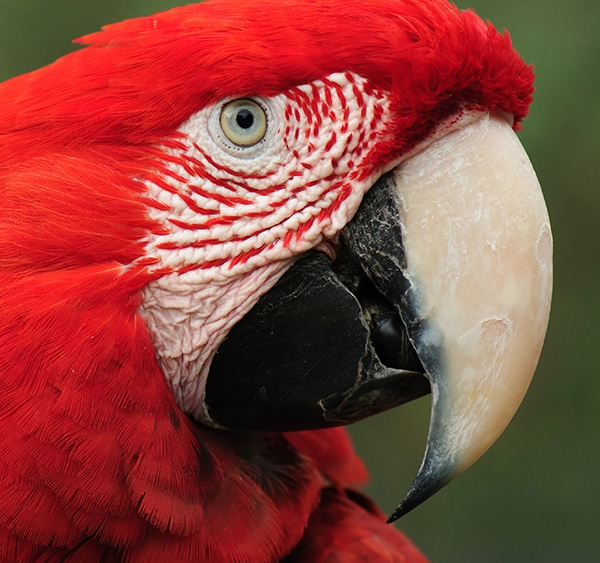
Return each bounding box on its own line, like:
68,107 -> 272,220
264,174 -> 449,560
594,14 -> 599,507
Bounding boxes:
219,99 -> 267,147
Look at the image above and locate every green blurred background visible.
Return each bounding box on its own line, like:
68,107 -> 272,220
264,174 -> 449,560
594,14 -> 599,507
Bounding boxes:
0,1 -> 597,561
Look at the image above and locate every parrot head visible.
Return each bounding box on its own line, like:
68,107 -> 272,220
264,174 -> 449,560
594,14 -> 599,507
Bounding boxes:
0,0 -> 551,537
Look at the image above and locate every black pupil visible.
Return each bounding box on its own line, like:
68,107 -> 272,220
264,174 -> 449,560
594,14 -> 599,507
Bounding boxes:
236,109 -> 254,129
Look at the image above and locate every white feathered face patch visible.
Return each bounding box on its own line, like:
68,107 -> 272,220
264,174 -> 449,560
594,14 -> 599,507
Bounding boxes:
139,72 -> 394,419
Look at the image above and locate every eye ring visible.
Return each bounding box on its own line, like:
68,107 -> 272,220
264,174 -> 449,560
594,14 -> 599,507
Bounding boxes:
219,99 -> 267,147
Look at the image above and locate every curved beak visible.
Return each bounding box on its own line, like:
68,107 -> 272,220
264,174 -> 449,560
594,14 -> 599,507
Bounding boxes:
381,113 -> 552,519
205,111 -> 552,519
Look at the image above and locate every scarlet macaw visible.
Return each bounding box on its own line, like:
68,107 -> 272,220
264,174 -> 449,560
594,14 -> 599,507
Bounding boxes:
0,0 -> 552,561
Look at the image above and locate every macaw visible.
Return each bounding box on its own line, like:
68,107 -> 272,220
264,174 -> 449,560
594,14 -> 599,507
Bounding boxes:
0,0 -> 552,561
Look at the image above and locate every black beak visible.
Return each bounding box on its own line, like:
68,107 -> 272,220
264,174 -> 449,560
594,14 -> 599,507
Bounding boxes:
206,172 -> 430,431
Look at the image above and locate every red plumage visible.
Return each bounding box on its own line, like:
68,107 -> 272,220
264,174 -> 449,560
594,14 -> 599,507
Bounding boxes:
0,0 -> 534,560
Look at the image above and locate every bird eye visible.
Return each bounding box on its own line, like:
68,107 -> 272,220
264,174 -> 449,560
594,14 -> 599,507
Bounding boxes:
220,99 -> 267,147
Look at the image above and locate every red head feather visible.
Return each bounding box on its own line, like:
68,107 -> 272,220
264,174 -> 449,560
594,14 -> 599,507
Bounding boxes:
0,0 -> 531,152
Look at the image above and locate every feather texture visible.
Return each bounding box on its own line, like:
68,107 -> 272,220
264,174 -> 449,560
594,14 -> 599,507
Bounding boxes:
0,0 -> 534,560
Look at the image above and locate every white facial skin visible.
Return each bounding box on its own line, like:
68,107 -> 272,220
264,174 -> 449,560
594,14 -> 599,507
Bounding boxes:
138,72 -> 394,420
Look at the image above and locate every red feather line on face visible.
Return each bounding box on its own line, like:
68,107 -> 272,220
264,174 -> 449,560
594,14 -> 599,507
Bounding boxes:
0,0 -> 533,560
135,71 -> 392,423
142,72 -> 386,278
